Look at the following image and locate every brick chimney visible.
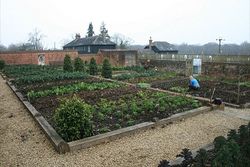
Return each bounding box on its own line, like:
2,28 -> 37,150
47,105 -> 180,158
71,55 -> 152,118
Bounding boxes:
149,36 -> 153,50
75,33 -> 81,39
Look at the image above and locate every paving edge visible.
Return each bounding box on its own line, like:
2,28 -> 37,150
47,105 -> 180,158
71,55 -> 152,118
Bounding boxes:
6,80 -> 217,154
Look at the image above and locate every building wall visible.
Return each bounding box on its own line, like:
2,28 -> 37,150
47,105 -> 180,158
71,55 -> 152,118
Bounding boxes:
0,50 -> 78,65
97,50 -> 138,66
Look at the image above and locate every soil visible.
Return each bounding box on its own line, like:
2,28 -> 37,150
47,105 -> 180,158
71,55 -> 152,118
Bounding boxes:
152,79 -> 250,105
30,86 -> 196,138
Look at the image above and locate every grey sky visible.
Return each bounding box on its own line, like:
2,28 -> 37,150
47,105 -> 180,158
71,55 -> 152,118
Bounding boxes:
0,0 -> 249,49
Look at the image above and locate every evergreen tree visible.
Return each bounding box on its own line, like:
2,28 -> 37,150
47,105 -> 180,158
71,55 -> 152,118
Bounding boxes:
87,22 -> 94,37
74,57 -> 84,72
101,59 -> 112,78
89,58 -> 97,75
100,22 -> 110,39
0,60 -> 5,70
63,55 -> 73,72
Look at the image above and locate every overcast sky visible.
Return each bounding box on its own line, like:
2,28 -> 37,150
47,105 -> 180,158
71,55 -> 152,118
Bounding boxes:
0,0 -> 249,49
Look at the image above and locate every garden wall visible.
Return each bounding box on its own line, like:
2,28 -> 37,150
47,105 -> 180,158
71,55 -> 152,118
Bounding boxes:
139,59 -> 193,76
97,49 -> 138,66
0,50 -> 78,65
202,62 -> 250,79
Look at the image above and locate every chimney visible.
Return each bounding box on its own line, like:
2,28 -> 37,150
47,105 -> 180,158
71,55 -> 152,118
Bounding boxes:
149,36 -> 153,50
75,33 -> 81,39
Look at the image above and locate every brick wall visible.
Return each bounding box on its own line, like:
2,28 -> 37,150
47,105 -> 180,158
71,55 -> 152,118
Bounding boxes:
202,62 -> 250,79
139,59 -> 192,76
78,54 -> 103,64
97,50 -> 138,66
0,50 -> 78,65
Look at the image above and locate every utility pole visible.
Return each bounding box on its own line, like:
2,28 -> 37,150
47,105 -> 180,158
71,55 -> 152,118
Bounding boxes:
216,38 -> 225,55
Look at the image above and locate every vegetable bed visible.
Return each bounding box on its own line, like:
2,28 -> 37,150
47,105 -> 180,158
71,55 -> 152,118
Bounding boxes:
3,65 -> 203,143
152,78 -> 250,105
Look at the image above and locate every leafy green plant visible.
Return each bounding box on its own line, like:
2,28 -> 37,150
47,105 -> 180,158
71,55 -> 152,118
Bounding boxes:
169,86 -> 188,93
137,83 -> 151,89
27,81 -> 121,100
213,136 -> 227,152
63,55 -> 73,72
101,59 -> 112,78
15,71 -> 89,86
99,127 -> 111,133
53,95 -> 94,141
0,60 -> 5,70
74,57 -> 84,72
194,149 -> 208,167
89,58 -> 98,75
177,148 -> 193,167
158,160 -> 171,167
127,119 -> 135,126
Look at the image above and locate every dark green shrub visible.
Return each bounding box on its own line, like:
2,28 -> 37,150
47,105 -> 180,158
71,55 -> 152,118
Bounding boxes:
194,149 -> 208,167
101,59 -> 112,78
53,96 -> 93,141
212,143 -> 233,167
63,55 -> 73,72
74,57 -> 84,72
213,136 -> 226,152
158,160 -> 171,167
177,148 -> 193,166
0,60 -> 5,70
238,125 -> 249,145
227,129 -> 238,142
89,58 -> 97,75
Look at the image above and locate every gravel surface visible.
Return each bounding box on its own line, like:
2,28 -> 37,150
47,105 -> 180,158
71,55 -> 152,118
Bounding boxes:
0,75 -> 249,167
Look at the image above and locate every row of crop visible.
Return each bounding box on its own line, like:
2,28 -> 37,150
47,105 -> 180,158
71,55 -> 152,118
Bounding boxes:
158,122 -> 250,167
27,81 -> 122,101
113,70 -> 158,80
14,71 -> 89,85
53,91 -> 201,141
3,65 -> 61,78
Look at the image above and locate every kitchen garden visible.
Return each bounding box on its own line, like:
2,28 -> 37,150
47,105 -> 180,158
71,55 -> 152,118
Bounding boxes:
1,57 -> 203,142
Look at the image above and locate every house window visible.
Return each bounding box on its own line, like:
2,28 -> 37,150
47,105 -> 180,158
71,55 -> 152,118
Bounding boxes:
88,46 -> 90,53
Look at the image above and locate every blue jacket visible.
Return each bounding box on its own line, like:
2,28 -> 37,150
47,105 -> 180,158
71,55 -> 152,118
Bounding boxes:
190,79 -> 200,88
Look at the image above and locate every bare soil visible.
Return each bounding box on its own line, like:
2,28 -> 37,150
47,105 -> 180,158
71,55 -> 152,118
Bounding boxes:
152,79 -> 250,105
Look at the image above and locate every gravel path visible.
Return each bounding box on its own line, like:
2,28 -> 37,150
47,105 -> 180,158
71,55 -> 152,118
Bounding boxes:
0,75 -> 249,167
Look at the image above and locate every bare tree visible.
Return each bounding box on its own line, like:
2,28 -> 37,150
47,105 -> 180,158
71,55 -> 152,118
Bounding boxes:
111,33 -> 134,49
28,28 -> 45,50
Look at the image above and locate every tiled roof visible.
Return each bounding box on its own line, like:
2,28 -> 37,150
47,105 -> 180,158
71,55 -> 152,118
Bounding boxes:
64,36 -> 116,47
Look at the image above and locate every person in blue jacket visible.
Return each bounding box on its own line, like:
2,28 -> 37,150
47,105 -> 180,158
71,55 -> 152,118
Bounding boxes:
189,76 -> 200,90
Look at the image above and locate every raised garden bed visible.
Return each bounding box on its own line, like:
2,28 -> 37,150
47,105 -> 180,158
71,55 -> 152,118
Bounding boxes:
3,65 -> 213,153
152,78 -> 250,106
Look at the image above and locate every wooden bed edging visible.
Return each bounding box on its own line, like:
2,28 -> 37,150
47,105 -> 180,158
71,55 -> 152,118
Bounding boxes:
6,81 -> 69,154
68,106 -> 214,152
6,80 -> 217,154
